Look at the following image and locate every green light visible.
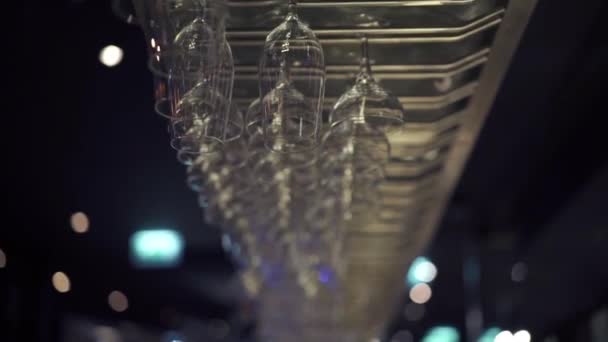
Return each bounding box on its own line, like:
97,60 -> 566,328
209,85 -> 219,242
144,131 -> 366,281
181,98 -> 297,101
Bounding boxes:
478,327 -> 501,342
406,256 -> 438,285
130,229 -> 184,268
422,326 -> 460,342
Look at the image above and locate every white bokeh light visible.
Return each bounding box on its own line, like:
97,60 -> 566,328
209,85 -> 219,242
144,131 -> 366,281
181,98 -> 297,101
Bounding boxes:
406,257 -> 438,285
99,45 -> 124,67
414,260 -> 437,282
494,330 -> 514,342
513,330 -> 531,342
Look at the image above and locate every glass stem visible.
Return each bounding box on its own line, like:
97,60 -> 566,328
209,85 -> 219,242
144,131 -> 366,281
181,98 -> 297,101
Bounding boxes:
279,58 -> 291,86
287,0 -> 298,20
277,58 -> 290,123
354,96 -> 367,124
354,36 -> 372,123
359,35 -> 373,77
199,0 -> 208,20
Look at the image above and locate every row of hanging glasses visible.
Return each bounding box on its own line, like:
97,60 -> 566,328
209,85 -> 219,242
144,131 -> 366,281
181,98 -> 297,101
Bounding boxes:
132,0 -> 407,340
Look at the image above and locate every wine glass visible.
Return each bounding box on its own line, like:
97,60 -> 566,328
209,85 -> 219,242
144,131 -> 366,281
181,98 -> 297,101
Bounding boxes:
259,0 -> 325,153
170,27 -> 234,164
185,101 -> 248,228
243,100 -> 329,295
329,36 -> 406,131
319,35 -> 402,232
165,0 -> 228,40
256,0 -> 328,295
171,81 -> 227,165
320,39 -> 397,234
133,0 -> 228,120
168,13 -> 221,119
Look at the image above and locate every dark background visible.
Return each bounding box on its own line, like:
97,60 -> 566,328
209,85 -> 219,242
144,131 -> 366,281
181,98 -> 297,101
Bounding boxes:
4,0 -> 608,341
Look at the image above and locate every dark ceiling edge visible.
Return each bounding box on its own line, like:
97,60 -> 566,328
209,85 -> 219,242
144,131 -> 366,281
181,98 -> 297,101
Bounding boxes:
410,0 -> 539,263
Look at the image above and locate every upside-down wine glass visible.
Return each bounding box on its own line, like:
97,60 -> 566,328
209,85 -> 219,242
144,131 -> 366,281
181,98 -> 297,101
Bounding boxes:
329,35 -> 405,131
169,10 -> 234,163
132,0 -> 228,120
259,0 -> 325,154
322,35 -> 399,235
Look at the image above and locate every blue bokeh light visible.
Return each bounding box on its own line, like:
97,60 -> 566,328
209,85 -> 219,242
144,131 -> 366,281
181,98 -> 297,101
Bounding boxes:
422,326 -> 460,342
478,327 -> 501,342
406,256 -> 438,285
129,229 -> 184,268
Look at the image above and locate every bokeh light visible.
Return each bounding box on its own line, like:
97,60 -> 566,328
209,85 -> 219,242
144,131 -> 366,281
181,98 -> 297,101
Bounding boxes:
99,45 -> 124,67
478,327 -> 501,342
513,330 -> 531,342
52,271 -> 71,293
409,283 -> 432,304
511,262 -> 528,282
494,330 -> 514,342
391,330 -> 414,342
108,290 -> 129,312
93,326 -> 121,342
130,229 -> 184,268
406,257 -> 437,285
70,212 -> 90,233
422,326 -> 460,342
